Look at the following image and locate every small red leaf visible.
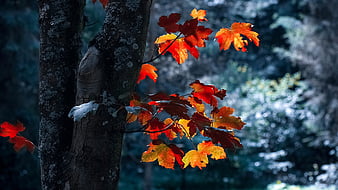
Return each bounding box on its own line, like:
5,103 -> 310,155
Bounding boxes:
202,128 -> 242,150
137,64 -> 158,84
8,136 -> 35,152
0,122 -> 25,138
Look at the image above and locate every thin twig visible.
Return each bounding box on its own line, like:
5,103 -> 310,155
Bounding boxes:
142,33 -> 182,64
124,118 -> 174,133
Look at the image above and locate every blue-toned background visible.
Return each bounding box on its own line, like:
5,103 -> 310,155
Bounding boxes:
1,0 -> 337,189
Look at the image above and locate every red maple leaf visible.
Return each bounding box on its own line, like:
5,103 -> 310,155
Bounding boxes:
202,127 -> 242,150
9,136 -> 35,152
0,121 -> 35,152
184,26 -> 213,48
158,13 -> 181,33
0,122 -> 25,138
190,80 -> 226,107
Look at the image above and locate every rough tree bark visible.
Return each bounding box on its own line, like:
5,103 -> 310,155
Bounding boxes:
39,0 -> 151,189
38,0 -> 85,189
69,1 -> 151,189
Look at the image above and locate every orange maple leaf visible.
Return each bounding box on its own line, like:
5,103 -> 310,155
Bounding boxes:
137,64 -> 158,84
211,106 -> 246,130
215,22 -> 259,52
142,141 -> 184,169
188,96 -> 205,113
92,0 -> 108,8
190,8 -> 208,21
190,80 -> 226,107
155,34 -> 199,64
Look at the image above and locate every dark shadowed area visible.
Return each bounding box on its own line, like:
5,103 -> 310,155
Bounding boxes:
0,0 -> 337,189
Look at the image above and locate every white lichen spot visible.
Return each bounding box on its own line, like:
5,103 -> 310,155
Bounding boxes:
102,121 -> 109,126
68,101 -> 99,122
127,61 -> 133,68
132,43 -> 139,50
101,176 -> 105,181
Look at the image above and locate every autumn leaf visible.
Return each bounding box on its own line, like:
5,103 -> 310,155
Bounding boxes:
184,26 -> 213,48
202,128 -> 242,150
158,13 -> 181,33
188,96 -> 205,113
215,22 -> 259,52
187,112 -> 212,137
0,122 -> 25,138
190,8 -> 208,21
92,0 -> 108,8
142,140 -> 184,169
9,136 -> 35,152
190,80 -> 226,107
144,118 -> 177,140
155,34 -> 199,64
197,141 -> 226,160
179,19 -> 198,36
178,119 -> 193,138
182,141 -> 225,169
211,107 -> 246,130
148,93 -> 191,119
0,121 -> 35,152
137,64 -> 158,84
182,150 -> 208,169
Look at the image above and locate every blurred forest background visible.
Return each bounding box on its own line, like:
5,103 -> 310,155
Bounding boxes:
1,0 -> 337,189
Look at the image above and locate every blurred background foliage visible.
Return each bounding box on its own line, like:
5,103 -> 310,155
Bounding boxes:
0,0 -> 337,189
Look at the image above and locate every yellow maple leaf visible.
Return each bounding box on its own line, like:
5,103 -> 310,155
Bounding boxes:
197,141 -> 226,160
142,142 -> 176,169
182,150 -> 208,169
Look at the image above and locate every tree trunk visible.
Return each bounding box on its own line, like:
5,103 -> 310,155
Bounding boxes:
38,0 -> 85,189
69,1 -> 152,189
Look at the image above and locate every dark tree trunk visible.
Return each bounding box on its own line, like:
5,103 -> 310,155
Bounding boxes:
69,1 -> 152,189
39,0 -> 151,188
38,0 -> 85,189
